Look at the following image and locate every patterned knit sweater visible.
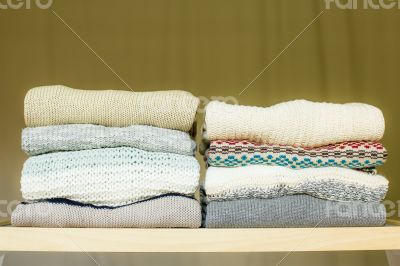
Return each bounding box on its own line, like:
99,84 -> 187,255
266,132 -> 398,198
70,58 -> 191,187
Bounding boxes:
206,140 -> 387,169
204,100 -> 385,147
22,124 -> 195,156
21,147 -> 200,206
12,195 -> 202,228
24,85 -> 199,132
204,165 -> 388,203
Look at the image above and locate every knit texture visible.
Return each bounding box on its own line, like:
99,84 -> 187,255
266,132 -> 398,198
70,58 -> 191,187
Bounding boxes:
12,195 -> 201,228
25,85 -> 200,132
206,140 -> 387,169
21,147 -> 200,206
204,100 -> 385,147
204,195 -> 386,228
22,124 -> 195,156
204,165 -> 388,203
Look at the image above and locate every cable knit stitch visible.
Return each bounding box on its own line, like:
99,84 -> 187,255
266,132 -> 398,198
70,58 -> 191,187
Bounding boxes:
21,147 -> 200,206
206,140 -> 387,169
204,195 -> 386,228
24,85 -> 200,132
22,124 -> 195,156
12,195 -> 202,228
204,100 -> 385,147
204,165 -> 388,203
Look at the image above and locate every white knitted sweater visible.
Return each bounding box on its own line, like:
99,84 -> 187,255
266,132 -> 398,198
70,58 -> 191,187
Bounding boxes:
204,100 -> 385,147
24,85 -> 199,132
21,147 -> 200,206
204,165 -> 388,203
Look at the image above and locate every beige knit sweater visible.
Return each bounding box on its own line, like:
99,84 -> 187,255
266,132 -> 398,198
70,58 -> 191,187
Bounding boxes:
24,85 -> 199,132
204,100 -> 385,147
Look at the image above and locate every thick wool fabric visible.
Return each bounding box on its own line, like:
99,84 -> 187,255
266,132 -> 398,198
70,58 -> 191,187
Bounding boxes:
204,195 -> 386,228
12,195 -> 202,228
22,124 -> 196,156
206,140 -> 387,169
204,100 -> 385,147
204,165 -> 388,203
24,85 -> 200,132
21,147 -> 200,206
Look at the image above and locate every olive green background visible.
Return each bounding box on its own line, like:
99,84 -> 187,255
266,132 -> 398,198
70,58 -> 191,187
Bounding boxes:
0,0 -> 399,265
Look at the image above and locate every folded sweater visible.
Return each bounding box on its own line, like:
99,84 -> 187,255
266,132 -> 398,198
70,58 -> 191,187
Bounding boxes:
204,195 -> 386,228
204,100 -> 385,147
22,124 -> 195,156
12,195 -> 202,228
24,85 -> 199,132
21,147 -> 200,206
206,140 -> 387,169
204,165 -> 388,203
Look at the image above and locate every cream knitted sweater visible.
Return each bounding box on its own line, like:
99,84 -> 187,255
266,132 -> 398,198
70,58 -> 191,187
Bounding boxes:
25,85 -> 199,132
204,100 -> 385,147
204,165 -> 388,203
21,147 -> 200,206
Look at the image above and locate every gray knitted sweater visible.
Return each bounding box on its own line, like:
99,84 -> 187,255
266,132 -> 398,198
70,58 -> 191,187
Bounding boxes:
204,195 -> 386,228
22,124 -> 196,156
12,195 -> 201,228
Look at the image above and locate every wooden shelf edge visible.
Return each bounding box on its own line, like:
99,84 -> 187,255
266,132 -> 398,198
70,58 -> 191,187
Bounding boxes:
0,220 -> 10,227
0,225 -> 399,252
387,219 -> 400,226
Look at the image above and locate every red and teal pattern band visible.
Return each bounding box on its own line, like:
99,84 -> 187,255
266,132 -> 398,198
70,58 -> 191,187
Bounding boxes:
206,140 -> 387,170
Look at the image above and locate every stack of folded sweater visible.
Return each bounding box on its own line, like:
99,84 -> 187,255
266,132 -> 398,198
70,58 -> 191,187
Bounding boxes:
12,85 -> 202,228
202,100 -> 388,228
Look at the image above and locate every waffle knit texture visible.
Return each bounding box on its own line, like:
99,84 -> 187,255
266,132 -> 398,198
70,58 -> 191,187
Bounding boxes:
206,140 -> 387,169
24,85 -> 200,132
21,147 -> 200,206
12,195 -> 201,228
204,165 -> 388,203
204,195 -> 386,228
22,124 -> 195,156
204,100 -> 385,147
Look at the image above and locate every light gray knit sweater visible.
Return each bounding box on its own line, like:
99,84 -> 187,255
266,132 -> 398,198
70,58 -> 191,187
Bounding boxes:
22,124 -> 196,156
12,195 -> 202,228
204,195 -> 386,228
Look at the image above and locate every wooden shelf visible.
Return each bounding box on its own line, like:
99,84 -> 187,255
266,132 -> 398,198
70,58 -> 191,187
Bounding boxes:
1,221 -> 400,252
